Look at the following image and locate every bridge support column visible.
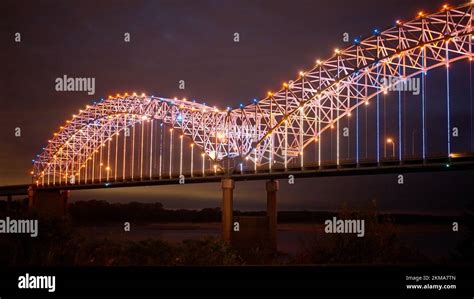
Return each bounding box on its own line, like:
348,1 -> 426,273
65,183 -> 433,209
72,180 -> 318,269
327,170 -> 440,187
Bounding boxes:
221,178 -> 234,242
28,187 -> 69,218
28,186 -> 34,211
266,179 -> 279,251
6,195 -> 12,212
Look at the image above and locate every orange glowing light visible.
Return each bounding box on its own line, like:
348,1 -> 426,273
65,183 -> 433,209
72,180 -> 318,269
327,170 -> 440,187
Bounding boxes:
216,132 -> 225,140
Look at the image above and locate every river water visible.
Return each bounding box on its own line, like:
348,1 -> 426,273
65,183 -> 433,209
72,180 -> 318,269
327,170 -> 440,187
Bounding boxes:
77,222 -> 463,261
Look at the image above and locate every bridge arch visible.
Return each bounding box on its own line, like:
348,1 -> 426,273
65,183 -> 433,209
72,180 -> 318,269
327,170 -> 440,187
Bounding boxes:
245,3 -> 473,165
32,95 -> 232,183
32,3 -> 474,184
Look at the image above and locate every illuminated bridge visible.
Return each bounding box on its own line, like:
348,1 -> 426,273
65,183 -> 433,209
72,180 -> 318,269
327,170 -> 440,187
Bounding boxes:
1,2 -> 474,243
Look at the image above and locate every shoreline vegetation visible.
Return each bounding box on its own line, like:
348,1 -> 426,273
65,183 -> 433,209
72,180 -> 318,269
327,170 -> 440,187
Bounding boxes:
0,199 -> 461,225
69,200 -> 463,225
0,199 -> 472,266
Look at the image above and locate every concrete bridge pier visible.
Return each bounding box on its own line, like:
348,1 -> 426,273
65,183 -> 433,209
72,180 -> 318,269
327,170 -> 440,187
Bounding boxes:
6,194 -> 12,212
28,186 -> 69,218
221,178 -> 234,242
266,179 -> 279,251
221,178 -> 279,251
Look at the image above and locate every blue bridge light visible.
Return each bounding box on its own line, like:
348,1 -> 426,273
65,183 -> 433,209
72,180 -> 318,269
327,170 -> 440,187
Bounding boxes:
25,3 -> 473,190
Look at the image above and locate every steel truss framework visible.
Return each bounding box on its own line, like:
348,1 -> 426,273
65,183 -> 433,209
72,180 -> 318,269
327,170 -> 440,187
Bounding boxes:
32,3 -> 474,184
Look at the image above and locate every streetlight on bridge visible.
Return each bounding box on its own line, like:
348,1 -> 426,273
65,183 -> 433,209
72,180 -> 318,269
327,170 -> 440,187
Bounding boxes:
386,138 -> 395,158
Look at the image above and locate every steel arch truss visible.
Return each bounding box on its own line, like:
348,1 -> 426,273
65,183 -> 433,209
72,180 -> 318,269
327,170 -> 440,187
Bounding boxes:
245,3 -> 474,166
32,3 -> 474,182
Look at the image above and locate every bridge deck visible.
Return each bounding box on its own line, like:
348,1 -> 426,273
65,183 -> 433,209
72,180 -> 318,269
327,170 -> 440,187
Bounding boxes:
1,156 -> 474,196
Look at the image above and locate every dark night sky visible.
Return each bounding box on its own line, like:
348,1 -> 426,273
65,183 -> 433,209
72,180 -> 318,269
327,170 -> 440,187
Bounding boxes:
1,0 -> 473,213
